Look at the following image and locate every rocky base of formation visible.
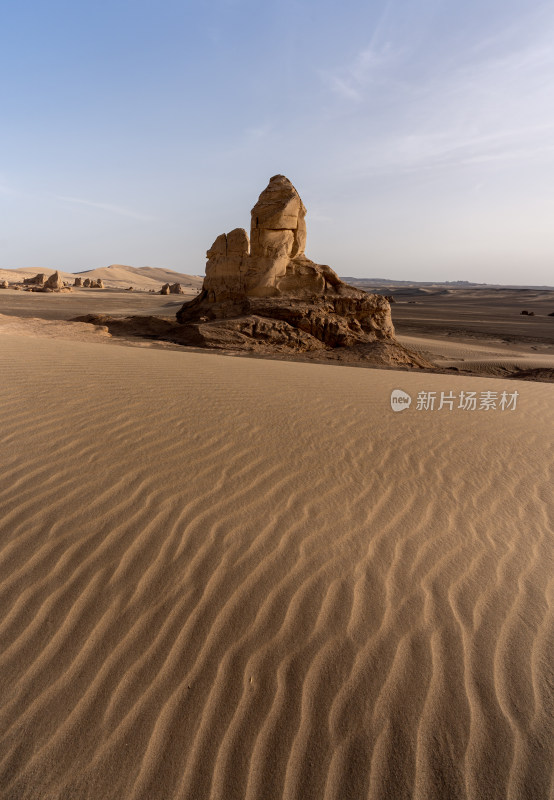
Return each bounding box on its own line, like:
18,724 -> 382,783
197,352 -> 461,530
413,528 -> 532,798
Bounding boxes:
71,312 -> 431,367
174,289 -> 419,356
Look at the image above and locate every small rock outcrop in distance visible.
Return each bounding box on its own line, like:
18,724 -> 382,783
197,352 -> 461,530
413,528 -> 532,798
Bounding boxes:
0,280 -> 8,289
83,278 -> 104,289
175,175 -> 430,367
23,273 -> 46,286
74,277 -> 83,287
160,283 -> 170,295
169,283 -> 184,294
43,271 -> 65,291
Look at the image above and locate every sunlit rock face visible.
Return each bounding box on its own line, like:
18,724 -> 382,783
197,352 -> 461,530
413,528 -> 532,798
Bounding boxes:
202,175 -> 343,303
172,175 -> 434,368
247,175 -> 307,296
203,228 -> 250,300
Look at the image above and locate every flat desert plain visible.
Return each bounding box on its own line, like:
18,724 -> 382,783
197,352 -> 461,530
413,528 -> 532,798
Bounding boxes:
0,284 -> 553,800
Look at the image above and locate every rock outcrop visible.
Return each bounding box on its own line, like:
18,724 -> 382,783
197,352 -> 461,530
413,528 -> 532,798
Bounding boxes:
159,282 -> 182,295
74,277 -> 83,287
75,177 -> 430,369
175,175 -> 428,366
82,278 -> 104,289
200,176 -> 336,303
23,270 -> 72,293
23,273 -> 46,286
0,280 -> 8,289
44,271 -> 65,290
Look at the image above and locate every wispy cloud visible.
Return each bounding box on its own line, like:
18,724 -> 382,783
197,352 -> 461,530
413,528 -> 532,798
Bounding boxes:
332,12 -> 554,177
1,183 -> 155,221
327,75 -> 363,102
321,41 -> 401,103
244,123 -> 272,142
53,195 -> 155,221
319,0 -> 440,103
352,123 -> 554,177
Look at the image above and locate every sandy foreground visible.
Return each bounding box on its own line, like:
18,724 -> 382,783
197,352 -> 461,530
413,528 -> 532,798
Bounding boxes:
0,326 -> 553,800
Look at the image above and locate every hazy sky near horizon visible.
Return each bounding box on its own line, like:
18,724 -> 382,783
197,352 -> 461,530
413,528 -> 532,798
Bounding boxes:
1,0 -> 553,284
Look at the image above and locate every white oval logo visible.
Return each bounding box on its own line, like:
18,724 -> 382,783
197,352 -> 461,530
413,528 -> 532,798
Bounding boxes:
390,389 -> 412,412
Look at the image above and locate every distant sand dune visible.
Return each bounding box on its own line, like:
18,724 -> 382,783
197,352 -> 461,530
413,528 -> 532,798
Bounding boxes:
0,264 -> 202,292
0,334 -> 553,800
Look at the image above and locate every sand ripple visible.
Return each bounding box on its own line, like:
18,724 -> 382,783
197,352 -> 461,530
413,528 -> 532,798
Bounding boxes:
0,334 -> 553,800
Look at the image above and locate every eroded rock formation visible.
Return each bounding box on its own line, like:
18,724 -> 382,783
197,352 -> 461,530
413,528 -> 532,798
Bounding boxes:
76,176 -> 430,368
44,271 -> 65,290
161,282 -> 185,295
26,271 -> 72,292
200,176 -> 339,303
174,175 -> 428,366
74,277 -> 83,287
23,273 -> 46,286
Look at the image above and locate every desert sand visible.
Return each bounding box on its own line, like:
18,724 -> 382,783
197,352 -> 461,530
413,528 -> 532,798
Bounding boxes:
1,316 -> 553,799
0,286 -> 193,325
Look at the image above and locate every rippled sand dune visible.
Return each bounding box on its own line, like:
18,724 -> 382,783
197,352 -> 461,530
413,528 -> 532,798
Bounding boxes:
0,333 -> 553,800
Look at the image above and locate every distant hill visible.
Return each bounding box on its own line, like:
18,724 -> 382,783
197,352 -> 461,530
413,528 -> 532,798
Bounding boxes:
0,265 -> 204,292
74,265 -> 203,290
341,277 -> 554,291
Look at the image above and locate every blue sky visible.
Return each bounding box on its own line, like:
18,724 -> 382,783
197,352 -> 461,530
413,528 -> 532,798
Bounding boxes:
1,0 -> 553,284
